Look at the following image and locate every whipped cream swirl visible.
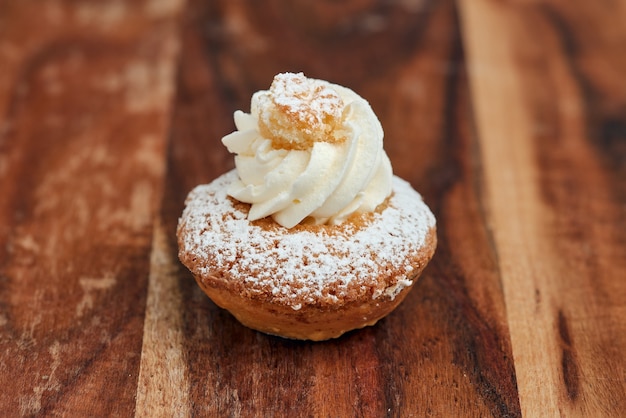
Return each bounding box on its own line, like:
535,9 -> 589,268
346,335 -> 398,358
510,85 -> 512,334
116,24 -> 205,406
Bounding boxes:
222,72 -> 392,228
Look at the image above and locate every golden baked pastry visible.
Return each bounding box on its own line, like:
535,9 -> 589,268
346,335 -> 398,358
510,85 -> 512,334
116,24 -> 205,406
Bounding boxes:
177,72 -> 436,340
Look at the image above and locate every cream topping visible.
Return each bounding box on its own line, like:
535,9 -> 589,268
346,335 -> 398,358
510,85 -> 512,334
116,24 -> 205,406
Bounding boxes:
222,72 -> 393,228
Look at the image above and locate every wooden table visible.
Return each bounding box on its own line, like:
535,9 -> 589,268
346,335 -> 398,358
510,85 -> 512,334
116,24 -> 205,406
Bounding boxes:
1,0 -> 624,416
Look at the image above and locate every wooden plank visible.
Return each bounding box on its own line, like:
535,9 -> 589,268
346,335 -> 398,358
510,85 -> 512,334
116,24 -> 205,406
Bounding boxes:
136,220 -> 190,418
459,0 -> 626,416
0,0 -> 182,415
136,0 -> 520,416
2,0 -> 621,415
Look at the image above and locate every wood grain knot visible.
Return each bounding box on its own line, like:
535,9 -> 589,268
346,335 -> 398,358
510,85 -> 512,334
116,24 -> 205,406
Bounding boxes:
557,309 -> 580,401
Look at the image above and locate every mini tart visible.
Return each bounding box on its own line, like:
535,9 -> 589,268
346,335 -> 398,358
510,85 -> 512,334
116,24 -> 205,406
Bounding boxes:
177,170 -> 436,341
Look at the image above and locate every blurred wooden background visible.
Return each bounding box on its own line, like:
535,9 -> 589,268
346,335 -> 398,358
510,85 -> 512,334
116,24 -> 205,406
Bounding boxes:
0,0 -> 624,416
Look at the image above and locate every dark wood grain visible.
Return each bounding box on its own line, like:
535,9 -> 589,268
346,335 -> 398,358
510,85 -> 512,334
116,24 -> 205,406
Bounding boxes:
522,7 -> 626,412
459,0 -> 626,415
0,1 -> 182,416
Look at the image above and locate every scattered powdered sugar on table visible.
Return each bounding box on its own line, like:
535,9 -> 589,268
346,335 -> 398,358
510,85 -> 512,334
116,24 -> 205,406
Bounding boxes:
177,170 -> 435,309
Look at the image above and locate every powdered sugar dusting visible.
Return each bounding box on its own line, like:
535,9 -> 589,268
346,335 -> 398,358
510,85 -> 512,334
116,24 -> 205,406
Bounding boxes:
177,170 -> 436,309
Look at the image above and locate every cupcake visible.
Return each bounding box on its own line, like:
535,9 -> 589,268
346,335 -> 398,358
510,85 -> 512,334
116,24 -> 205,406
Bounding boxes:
177,72 -> 436,340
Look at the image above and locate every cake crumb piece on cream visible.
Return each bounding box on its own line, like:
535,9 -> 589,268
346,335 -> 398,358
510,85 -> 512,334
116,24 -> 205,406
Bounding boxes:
254,72 -> 346,150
